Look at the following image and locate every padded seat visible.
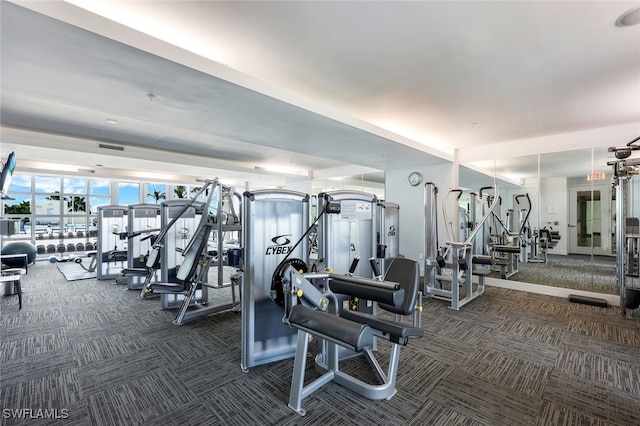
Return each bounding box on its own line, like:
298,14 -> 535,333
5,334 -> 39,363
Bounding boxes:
148,283 -> 185,294
120,267 -> 149,277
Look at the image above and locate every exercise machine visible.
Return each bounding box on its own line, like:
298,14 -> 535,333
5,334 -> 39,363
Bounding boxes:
525,226 -> 561,264
118,204 -> 161,290
608,136 -> 640,317
240,189 -> 310,371
376,201 -> 400,275
491,193 -> 530,278
158,198 -> 207,309
140,179 -> 241,325
316,190 -> 379,313
96,205 -> 128,279
277,256 -> 423,416
424,183 -> 499,309
209,184 -> 242,291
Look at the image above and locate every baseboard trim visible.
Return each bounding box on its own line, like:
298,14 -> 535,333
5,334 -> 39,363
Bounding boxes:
485,277 -> 620,307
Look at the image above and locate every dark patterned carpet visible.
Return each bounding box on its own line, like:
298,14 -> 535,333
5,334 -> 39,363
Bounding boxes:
1,262 -> 639,425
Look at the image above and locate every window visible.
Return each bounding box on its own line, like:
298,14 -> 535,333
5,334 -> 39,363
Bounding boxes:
63,177 -> 86,194
172,184 -> 188,199
146,183 -> 166,204
66,195 -> 88,213
8,174 -> 31,193
34,176 -> 61,193
3,194 -> 31,215
119,182 -> 140,205
34,194 -> 61,215
90,179 -> 109,195
89,196 -> 110,214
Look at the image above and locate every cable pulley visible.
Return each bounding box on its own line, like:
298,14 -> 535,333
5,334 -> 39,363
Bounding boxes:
271,258 -> 308,307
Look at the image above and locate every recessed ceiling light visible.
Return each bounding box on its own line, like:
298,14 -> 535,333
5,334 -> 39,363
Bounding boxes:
616,6 -> 640,27
106,118 -> 118,124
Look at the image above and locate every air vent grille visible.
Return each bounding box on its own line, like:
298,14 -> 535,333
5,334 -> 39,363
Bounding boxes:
98,143 -> 124,151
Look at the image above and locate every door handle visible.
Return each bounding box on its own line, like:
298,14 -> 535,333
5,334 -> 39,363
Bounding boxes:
568,224 -> 577,228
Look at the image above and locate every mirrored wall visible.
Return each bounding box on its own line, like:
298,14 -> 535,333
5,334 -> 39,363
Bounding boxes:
463,146 -> 617,295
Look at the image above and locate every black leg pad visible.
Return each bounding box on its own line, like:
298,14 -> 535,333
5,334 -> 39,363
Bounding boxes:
289,305 -> 373,352
340,309 -> 423,345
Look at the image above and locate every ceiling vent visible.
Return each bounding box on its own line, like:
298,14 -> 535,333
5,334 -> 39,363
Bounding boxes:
99,143 -> 125,151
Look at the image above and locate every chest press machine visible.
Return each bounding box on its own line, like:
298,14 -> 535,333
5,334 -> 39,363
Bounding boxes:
135,179 -> 240,325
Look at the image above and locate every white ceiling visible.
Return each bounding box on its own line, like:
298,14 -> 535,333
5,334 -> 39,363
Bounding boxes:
1,0 -> 640,188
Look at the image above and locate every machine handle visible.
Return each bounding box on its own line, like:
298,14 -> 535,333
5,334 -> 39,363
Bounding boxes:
479,186 -> 493,198
348,256 -> 360,275
369,257 -> 381,278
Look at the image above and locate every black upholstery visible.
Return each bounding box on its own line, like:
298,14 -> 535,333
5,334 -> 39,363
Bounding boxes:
473,255 -> 495,265
340,309 -> 423,345
147,223 -> 211,293
289,304 -> 373,352
378,257 -> 420,315
148,282 -> 184,294
493,244 -> 521,254
120,268 -> 149,277
329,278 -> 404,307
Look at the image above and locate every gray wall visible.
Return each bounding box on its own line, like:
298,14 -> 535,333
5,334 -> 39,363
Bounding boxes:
385,163 -> 454,275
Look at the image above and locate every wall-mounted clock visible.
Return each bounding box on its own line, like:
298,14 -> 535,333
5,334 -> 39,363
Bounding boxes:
407,171 -> 422,186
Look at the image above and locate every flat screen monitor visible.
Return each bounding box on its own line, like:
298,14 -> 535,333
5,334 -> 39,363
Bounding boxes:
0,151 -> 17,196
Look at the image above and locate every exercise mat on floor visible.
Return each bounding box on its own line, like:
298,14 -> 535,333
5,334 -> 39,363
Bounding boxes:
57,262 -> 97,281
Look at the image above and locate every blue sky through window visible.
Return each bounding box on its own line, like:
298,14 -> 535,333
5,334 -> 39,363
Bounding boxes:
119,182 -> 139,205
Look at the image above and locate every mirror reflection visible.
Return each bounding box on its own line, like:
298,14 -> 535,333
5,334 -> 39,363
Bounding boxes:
465,147 -> 617,295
